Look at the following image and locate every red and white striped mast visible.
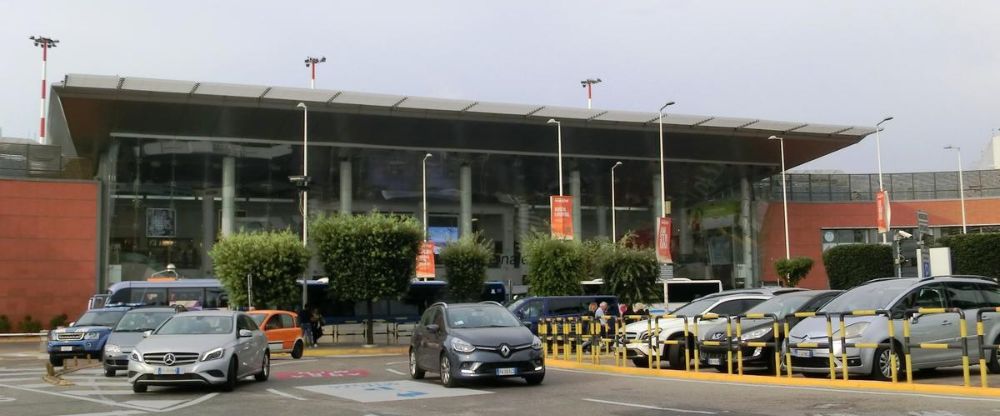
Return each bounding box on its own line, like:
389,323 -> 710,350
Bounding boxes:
304,56 -> 326,89
580,78 -> 602,109
31,35 -> 59,144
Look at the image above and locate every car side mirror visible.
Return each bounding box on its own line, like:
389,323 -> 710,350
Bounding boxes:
426,324 -> 439,333
522,321 -> 532,327
142,330 -> 152,338
69,322 -> 76,327
910,314 -> 921,325
238,329 -> 253,338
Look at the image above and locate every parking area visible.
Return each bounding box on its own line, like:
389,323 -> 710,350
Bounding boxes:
4,343 -> 1000,416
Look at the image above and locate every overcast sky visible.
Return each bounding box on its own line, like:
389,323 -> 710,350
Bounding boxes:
2,1 -> 998,173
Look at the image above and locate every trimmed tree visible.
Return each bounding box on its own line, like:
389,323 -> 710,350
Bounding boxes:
210,230 -> 310,309
600,245 -> 660,305
775,257 -> 815,287
523,232 -> 585,296
822,244 -> 894,290
440,234 -> 494,302
311,213 -> 423,345
937,233 -> 1000,278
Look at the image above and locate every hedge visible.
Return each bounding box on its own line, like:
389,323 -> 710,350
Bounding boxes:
600,245 -> 660,305
822,244 -> 894,290
775,256 -> 814,287
440,234 -> 493,302
523,233 -> 585,296
937,233 -> 1000,278
210,230 -> 311,310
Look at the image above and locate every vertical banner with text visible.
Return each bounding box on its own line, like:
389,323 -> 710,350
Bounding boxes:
876,190 -> 891,233
415,241 -> 436,279
550,195 -> 574,240
656,216 -> 673,263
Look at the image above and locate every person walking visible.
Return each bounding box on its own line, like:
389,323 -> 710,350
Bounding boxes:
298,306 -> 314,348
310,308 -> 324,348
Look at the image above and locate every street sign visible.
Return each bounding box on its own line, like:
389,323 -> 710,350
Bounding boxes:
917,210 -> 930,238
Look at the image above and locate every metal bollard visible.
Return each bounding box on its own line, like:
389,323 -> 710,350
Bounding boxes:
903,307 -> 971,387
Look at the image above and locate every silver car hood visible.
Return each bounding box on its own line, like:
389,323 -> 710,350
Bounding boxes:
107,332 -> 145,348
134,334 -> 236,354
787,316 -> 876,339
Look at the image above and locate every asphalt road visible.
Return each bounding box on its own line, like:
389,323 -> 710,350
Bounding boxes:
3,344 -> 1000,416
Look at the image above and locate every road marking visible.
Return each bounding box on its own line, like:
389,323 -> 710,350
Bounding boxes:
272,359 -> 317,367
550,367 -> 1000,404
55,411 -> 146,416
156,393 -> 218,413
298,380 -> 489,403
385,369 -> 406,376
120,400 -> 185,410
0,371 -> 44,376
583,398 -> 717,414
0,377 -> 42,383
0,382 -> 149,411
267,388 -> 307,401
384,361 -> 408,366
908,412 -> 964,416
0,396 -> 14,402
64,390 -> 137,396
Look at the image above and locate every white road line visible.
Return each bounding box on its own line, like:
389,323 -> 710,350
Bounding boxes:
583,398 -> 717,414
55,411 -> 146,416
385,368 -> 406,376
0,371 -> 44,376
64,390 -> 137,396
157,393 -> 219,413
384,361 -> 408,366
267,388 -> 307,401
0,382 -> 149,411
550,368 -> 1000,404
0,377 -> 43,383
272,359 -> 317,367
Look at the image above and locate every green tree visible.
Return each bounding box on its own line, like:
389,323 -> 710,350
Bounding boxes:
937,233 -> 1000,278
209,230 -> 310,309
522,232 -> 585,296
775,257 -> 815,287
600,244 -> 660,305
440,234 -> 494,302
822,244 -> 893,290
311,213 -> 423,345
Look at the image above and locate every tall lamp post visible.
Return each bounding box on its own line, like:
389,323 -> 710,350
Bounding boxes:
769,136 -> 791,261
30,35 -> 58,144
944,145 -> 967,234
610,161 -> 622,242
291,102 -> 311,308
581,78 -> 602,109
658,101 -> 676,217
305,56 -> 326,89
422,153 -> 433,239
546,119 -> 563,196
875,116 -> 893,243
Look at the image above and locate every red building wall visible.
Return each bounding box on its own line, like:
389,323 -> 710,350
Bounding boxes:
0,178 -> 98,331
761,198 -> 1000,289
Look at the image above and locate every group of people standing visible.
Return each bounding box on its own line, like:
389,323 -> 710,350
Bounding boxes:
297,307 -> 325,347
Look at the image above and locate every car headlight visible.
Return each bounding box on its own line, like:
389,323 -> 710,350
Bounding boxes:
740,327 -> 772,341
129,351 -> 142,362
49,332 -> 58,341
202,347 -> 226,362
84,332 -> 100,340
833,322 -> 870,339
450,338 -> 476,353
531,336 -> 542,350
105,344 -> 121,355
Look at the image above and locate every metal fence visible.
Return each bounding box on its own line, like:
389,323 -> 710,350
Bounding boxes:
756,170 -> 1000,202
0,143 -> 65,178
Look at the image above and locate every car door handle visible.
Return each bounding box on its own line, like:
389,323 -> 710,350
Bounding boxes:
941,320 -> 952,326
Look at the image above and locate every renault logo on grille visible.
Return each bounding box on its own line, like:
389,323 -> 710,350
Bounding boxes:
163,353 -> 176,366
499,344 -> 511,358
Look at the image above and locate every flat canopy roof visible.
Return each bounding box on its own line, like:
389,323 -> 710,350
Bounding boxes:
50,74 -> 874,175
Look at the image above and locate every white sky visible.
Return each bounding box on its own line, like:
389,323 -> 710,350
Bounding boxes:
2,0 -> 998,173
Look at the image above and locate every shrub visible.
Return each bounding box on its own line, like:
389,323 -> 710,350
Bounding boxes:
775,257 -> 815,287
19,315 -> 43,333
823,244 -> 893,290
522,232 -> 585,296
311,212 -> 423,345
600,245 -> 660,305
440,234 -> 494,302
0,315 -> 10,333
49,313 -> 69,329
937,233 -> 1000,278
210,230 -> 311,310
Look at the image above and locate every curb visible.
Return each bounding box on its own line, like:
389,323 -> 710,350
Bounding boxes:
303,346 -> 408,357
546,359 -> 1000,399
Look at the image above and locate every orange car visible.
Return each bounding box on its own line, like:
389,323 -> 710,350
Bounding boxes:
247,310 -> 304,359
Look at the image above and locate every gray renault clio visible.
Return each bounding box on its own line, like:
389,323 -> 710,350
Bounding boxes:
410,302 -> 544,387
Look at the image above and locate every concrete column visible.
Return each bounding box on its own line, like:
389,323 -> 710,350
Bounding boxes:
678,200 -> 693,256
502,208 -> 515,266
340,159 -> 352,215
652,174 -> 662,224
517,203 -> 531,247
201,190 -> 216,274
596,206 -> 609,240
221,156 -> 235,237
570,170 -> 582,240
740,174 -> 754,288
460,164 -> 472,237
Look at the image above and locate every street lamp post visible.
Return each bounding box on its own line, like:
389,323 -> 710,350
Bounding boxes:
580,78 -> 602,109
422,153 -> 433,240
875,116 -> 893,244
658,101 -> 676,217
769,136 -> 791,261
944,145 -> 967,234
296,102 -> 310,308
611,161 -> 622,242
30,35 -> 58,145
304,56 -> 326,89
546,119 -> 563,195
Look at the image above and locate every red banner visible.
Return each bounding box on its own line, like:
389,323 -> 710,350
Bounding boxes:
656,216 -> 673,263
550,195 -> 574,240
415,241 -> 436,279
876,190 -> 891,233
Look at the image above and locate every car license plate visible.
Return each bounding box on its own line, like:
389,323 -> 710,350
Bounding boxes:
155,366 -> 186,375
707,357 -> 721,366
793,349 -> 812,358
60,346 -> 73,352
496,367 -> 517,376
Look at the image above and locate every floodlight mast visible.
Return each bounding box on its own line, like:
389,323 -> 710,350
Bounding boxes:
580,78 -> 602,109
30,35 -> 59,144
305,56 -> 326,89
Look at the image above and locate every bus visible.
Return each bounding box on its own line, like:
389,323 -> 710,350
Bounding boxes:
92,279 -> 506,323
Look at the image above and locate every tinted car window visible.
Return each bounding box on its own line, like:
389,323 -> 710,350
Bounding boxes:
946,282 -> 986,309
419,308 -> 435,326
980,285 -> 1000,307
280,314 -> 296,328
522,300 -> 543,320
446,306 -> 520,328
76,310 -> 126,327
547,298 -> 588,316
114,311 -> 174,332
265,316 -> 283,330
710,300 -> 746,316
891,284 -> 946,316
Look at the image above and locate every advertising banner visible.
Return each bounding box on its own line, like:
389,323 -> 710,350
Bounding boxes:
876,190 -> 891,233
415,241 -> 436,279
550,195 -> 574,240
656,216 -> 673,263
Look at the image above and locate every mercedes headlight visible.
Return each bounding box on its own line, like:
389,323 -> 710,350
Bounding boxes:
450,338 -> 476,353
833,322 -> 870,339
104,344 -> 121,355
129,351 -> 142,362
84,332 -> 100,340
201,347 -> 225,362
740,327 -> 772,341
531,336 -> 542,350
